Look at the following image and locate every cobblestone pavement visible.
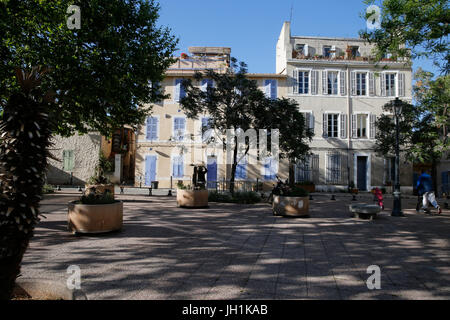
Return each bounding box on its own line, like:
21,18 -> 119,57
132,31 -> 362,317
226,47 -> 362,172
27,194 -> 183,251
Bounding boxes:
21,191 -> 450,300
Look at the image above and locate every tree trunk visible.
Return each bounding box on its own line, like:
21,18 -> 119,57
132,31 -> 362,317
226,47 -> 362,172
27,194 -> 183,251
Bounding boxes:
229,136 -> 239,194
288,161 -> 295,187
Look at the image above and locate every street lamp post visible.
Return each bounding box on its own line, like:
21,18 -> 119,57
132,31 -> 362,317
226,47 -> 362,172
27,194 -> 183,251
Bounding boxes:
392,98 -> 404,217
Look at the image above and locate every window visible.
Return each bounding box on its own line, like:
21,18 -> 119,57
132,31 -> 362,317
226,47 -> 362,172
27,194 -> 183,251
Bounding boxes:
201,79 -> 213,92
327,153 -> 341,184
201,117 -> 212,142
385,73 -> 396,96
174,79 -> 186,102
172,155 -> 184,178
146,116 -> 158,141
323,46 -> 332,58
298,71 -> 309,94
356,73 -> 366,96
263,157 -> 277,181
63,150 -> 74,171
327,114 -> 339,138
384,157 -> 395,184
264,79 -> 277,99
235,157 -> 247,180
356,114 -> 368,138
301,112 -> 314,130
327,71 -> 338,95
296,156 -> 312,182
173,117 -> 186,141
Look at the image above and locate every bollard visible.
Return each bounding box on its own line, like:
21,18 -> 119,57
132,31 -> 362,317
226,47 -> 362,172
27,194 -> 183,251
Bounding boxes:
57,185 -> 61,191
331,194 -> 336,201
309,194 -> 313,200
78,186 -> 82,192
168,189 -> 172,196
352,194 -> 357,201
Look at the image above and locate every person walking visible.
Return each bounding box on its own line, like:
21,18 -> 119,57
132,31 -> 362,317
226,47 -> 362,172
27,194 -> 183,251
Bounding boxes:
417,170 -> 442,214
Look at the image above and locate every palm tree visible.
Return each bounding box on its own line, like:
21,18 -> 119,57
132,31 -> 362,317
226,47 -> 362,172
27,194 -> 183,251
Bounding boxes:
0,67 -> 54,299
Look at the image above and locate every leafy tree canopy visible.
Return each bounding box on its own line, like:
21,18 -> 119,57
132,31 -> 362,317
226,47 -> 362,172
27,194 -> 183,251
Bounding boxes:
360,0 -> 449,73
0,0 -> 178,137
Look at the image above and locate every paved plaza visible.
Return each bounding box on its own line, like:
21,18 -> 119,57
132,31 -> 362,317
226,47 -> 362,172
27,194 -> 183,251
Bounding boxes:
20,191 -> 450,300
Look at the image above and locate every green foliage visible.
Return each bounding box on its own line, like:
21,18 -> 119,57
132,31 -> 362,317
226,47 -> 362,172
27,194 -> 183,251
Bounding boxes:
295,181 -> 314,186
79,192 -> 115,205
360,0 -> 449,73
42,184 -> 54,194
88,151 -> 113,185
179,58 -> 313,193
208,191 -> 261,204
272,180 -> 309,197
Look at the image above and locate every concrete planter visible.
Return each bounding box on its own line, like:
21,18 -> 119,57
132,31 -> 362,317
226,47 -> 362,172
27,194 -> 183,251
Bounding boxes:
177,189 -> 208,208
13,279 -> 87,300
85,183 -> 115,196
68,200 -> 123,234
272,195 -> 310,217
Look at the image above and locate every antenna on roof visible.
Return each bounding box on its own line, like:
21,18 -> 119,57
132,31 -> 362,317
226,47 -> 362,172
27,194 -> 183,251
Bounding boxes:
289,2 -> 294,23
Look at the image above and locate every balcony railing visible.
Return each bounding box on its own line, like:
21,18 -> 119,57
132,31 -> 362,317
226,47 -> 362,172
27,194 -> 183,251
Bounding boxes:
168,57 -> 229,71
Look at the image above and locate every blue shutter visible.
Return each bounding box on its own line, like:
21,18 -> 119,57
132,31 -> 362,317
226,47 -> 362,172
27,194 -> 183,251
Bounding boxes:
270,80 -> 277,99
174,118 -> 185,141
146,117 -> 158,140
174,79 -> 181,101
264,157 -> 276,180
173,156 -> 183,178
235,158 -> 247,179
145,156 -> 156,185
207,157 -> 217,188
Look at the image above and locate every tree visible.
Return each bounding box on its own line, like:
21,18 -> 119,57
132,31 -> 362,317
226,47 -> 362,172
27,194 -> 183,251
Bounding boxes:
360,0 -> 449,73
0,0 -> 177,299
374,69 -> 449,190
179,59 -> 313,194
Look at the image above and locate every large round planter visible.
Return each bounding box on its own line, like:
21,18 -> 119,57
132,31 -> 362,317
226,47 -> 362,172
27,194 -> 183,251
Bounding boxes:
68,200 -> 123,234
272,195 -> 310,217
85,183 -> 115,196
177,189 -> 208,208
13,279 -> 87,300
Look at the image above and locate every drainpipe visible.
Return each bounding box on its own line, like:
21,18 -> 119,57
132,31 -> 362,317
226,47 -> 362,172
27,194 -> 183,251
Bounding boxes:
347,64 -> 352,188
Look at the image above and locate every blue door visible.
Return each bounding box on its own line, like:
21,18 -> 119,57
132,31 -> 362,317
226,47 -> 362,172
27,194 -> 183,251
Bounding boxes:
207,156 -> 217,189
145,155 -> 157,186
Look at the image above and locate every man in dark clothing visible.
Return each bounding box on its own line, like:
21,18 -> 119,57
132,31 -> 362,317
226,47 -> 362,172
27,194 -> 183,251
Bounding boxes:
417,170 -> 442,214
196,165 -> 208,189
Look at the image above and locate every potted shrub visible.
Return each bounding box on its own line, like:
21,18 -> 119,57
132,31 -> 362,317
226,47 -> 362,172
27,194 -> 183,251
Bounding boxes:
272,182 -> 310,217
68,187 -> 123,234
176,181 -> 208,208
295,181 -> 315,193
85,152 -> 115,196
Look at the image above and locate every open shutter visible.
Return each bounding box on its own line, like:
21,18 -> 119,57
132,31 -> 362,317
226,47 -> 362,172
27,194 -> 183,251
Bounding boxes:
370,114 -> 376,139
323,113 -> 328,138
271,80 -> 277,98
264,80 -> 271,98
381,73 -> 386,96
351,72 -> 356,96
351,114 -> 357,138
174,79 -> 181,101
68,151 -> 74,171
369,72 -> 375,96
304,44 -> 309,57
292,69 -> 299,94
322,71 -> 328,95
309,112 -> 315,131
340,71 -> 346,96
398,73 -> 405,97
340,114 -> 347,139
311,71 -> 318,95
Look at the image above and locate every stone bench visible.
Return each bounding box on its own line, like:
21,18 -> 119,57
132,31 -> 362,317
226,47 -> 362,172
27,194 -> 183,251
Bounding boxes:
349,204 -> 381,220
119,186 -> 152,196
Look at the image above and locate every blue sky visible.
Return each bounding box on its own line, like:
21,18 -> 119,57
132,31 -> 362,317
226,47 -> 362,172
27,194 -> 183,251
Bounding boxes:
157,0 -> 438,76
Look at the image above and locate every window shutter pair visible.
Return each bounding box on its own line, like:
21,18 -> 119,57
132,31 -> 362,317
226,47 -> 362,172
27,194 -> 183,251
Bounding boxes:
264,79 -> 277,99
174,118 -> 186,141
311,71 -> 319,95
340,71 -> 346,96
173,156 -> 184,178
146,117 -> 158,141
63,150 -> 74,171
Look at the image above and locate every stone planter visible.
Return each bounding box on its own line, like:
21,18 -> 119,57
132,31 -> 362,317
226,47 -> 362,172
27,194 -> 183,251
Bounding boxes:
68,200 -> 123,234
85,183 -> 115,196
272,195 -> 310,217
177,189 -> 208,208
13,279 -> 87,300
